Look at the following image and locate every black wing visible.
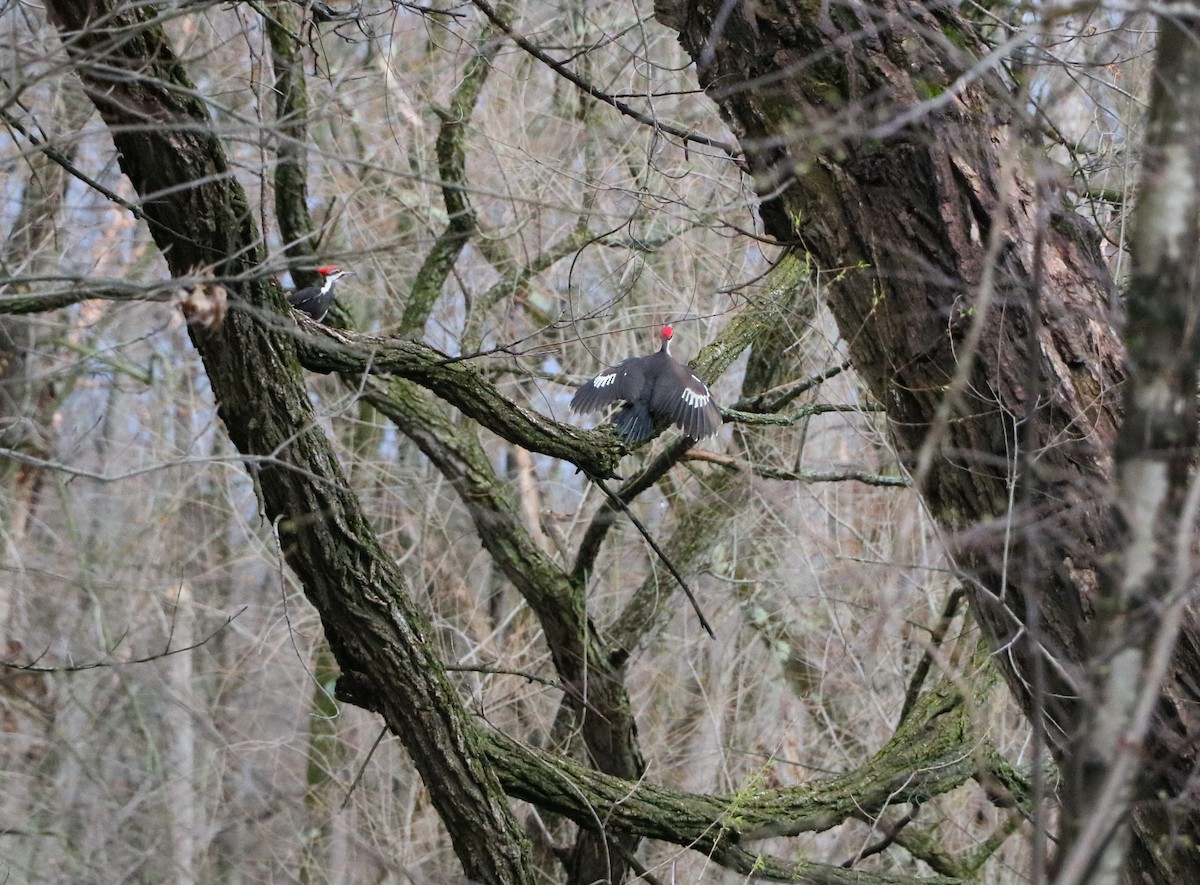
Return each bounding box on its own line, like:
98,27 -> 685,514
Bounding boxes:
651,367 -> 721,440
570,356 -> 646,414
286,286 -> 330,320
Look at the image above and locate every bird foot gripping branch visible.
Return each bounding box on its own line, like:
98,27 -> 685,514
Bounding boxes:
286,265 -> 353,321
570,324 -> 722,443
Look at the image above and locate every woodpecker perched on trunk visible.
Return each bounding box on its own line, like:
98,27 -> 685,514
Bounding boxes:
571,324 -> 721,443
286,265 -> 351,321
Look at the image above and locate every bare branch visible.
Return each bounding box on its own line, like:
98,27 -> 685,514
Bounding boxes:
586,475 -> 715,637
1,608 -> 245,673
468,0 -> 738,157
698,451 -> 909,488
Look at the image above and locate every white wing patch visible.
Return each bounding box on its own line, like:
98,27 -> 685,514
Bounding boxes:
593,371 -> 618,388
681,387 -> 710,408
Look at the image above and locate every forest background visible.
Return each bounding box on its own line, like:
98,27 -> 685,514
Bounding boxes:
2,0 -> 1197,883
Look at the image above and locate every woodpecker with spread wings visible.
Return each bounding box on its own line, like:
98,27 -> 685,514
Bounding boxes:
571,324 -> 721,443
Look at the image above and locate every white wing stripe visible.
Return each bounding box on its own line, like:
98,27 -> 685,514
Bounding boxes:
681,388 -> 709,408
593,372 -> 618,388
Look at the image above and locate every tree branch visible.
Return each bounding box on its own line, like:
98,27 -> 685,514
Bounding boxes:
481,676 -> 1012,883
266,1 -> 318,277
467,0 -> 737,156
1056,13 -> 1200,883
355,374 -> 649,807
290,319 -> 623,478
702,452 -> 909,488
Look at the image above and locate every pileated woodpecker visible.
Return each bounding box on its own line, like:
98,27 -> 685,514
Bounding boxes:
571,324 -> 722,443
286,265 -> 351,321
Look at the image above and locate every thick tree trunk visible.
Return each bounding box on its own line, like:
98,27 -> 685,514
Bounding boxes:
655,0 -> 1200,878
43,0 -> 534,880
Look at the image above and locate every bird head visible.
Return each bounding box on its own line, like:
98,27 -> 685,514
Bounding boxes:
659,323 -> 674,353
316,265 -> 352,288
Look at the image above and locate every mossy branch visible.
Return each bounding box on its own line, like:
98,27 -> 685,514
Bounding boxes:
356,374 -> 648,783
290,320 -> 623,477
483,675 -> 1015,883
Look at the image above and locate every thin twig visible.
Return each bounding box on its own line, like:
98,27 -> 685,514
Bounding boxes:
467,0 -> 737,156
341,726 -> 389,810
1,608 -> 245,672
587,475 -> 715,638
898,587 -> 966,725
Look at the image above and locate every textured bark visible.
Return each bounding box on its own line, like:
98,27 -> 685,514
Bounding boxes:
655,0 -> 1200,878
353,374 -> 645,883
43,0 -> 533,880
481,676 -> 1019,883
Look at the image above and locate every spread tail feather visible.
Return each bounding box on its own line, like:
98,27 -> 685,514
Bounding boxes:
613,403 -> 654,443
